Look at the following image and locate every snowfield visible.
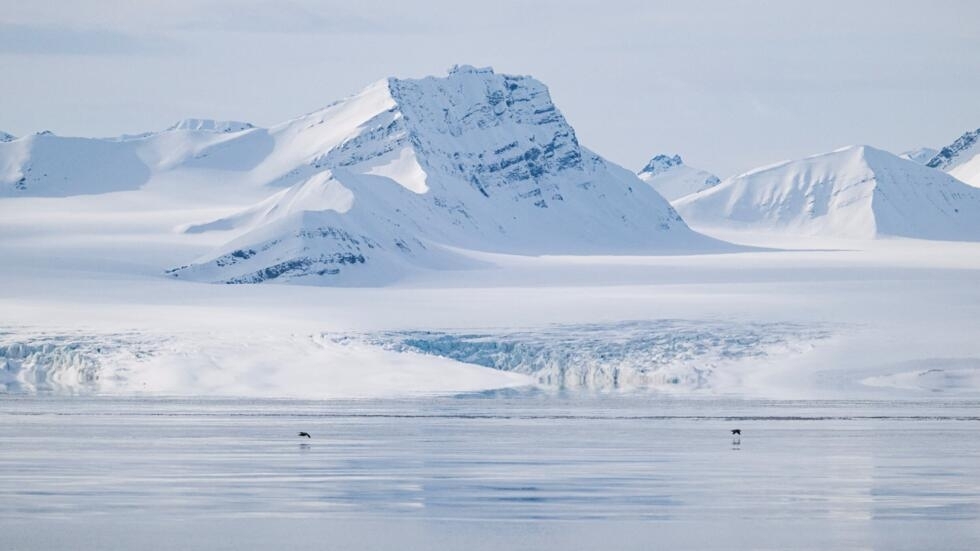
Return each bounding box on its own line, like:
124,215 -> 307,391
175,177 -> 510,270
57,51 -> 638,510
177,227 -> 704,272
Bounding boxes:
2,235 -> 979,399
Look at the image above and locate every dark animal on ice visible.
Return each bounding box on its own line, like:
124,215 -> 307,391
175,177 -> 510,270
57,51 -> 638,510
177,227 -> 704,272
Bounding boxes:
298,432 -> 311,438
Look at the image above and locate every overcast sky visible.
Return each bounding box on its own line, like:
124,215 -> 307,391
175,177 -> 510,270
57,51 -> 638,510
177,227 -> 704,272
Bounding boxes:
2,0 -> 979,176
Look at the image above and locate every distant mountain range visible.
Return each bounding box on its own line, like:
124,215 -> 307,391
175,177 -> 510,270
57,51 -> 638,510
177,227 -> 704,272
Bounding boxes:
0,65 -> 726,285
2,66 -> 979,287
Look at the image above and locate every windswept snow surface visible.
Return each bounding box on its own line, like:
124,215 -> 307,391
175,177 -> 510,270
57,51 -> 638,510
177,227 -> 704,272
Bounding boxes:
675,145 -> 980,240
637,153 -> 720,202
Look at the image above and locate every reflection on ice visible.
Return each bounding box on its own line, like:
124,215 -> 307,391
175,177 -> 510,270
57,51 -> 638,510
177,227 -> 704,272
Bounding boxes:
1,396 -> 978,530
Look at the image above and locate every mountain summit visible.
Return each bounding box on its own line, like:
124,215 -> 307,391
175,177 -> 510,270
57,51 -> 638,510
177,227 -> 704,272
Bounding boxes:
637,154 -> 720,202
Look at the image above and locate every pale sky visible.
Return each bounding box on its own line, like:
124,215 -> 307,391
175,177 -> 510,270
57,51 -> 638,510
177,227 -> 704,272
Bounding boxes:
2,0 -> 979,176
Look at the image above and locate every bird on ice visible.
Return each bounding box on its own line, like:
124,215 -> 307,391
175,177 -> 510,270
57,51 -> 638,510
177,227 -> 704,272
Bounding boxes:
298,432 -> 311,438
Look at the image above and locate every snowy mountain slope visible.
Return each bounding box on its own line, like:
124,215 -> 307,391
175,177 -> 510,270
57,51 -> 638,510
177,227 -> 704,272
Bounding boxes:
637,154 -> 720,202
899,147 -> 938,165
926,128 -> 980,187
674,145 -> 980,240
0,131 -> 15,143
168,66 -> 727,284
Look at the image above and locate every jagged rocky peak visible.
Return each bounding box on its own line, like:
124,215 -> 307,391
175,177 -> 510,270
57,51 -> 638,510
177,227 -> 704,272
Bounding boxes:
167,118 -> 256,133
382,64 -> 585,202
302,64 -> 589,205
927,128 -> 980,169
640,154 -> 684,176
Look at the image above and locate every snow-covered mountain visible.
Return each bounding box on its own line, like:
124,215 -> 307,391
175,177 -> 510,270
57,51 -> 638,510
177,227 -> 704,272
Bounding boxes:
637,153 -> 720,202
899,147 -> 939,165
0,65 -> 727,284
675,145 -> 980,241
926,128 -> 980,187
170,66 -> 729,284
0,131 -> 15,143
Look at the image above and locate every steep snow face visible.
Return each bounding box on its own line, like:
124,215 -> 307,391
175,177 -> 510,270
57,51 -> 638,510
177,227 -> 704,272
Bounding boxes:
899,147 -> 939,165
171,66 -> 722,284
675,145 -> 980,241
637,153 -> 720,202
927,128 -> 980,187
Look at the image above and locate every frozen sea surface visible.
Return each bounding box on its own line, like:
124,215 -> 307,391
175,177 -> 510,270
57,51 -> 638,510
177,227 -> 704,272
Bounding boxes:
1,395 -> 979,550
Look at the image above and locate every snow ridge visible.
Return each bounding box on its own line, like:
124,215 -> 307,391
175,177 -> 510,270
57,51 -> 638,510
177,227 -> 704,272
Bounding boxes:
675,145 -> 980,240
167,119 -> 256,133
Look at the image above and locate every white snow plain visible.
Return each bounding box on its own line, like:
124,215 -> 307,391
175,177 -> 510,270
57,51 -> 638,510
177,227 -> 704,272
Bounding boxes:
2,224 -> 979,399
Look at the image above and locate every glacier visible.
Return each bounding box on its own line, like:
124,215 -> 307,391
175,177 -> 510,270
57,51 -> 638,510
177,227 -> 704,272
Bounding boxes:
341,320 -> 833,391
1,320 -> 832,396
